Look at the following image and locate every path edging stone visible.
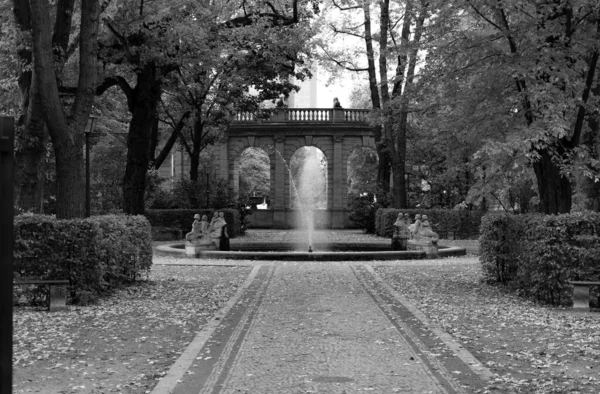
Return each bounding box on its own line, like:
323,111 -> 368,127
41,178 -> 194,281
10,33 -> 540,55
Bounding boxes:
149,264 -> 263,394
364,264 -> 497,382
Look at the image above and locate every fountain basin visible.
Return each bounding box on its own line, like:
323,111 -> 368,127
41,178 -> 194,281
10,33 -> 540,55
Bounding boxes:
156,242 -> 466,261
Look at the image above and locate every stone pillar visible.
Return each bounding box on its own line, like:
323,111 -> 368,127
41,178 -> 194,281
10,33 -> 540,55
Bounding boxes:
218,135 -> 228,182
273,136 -> 286,228
332,107 -> 345,122
331,135 -> 345,228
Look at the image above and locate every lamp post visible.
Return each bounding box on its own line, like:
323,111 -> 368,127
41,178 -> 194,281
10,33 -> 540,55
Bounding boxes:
85,115 -> 97,218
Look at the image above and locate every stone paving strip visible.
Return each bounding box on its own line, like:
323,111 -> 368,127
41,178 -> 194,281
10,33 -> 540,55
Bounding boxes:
151,260 -> 493,394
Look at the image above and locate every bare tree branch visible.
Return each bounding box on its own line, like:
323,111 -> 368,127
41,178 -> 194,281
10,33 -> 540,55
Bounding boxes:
332,0 -> 361,11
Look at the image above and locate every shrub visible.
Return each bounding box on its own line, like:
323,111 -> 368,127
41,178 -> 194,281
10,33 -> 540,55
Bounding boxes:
145,208 -> 243,238
375,208 -> 484,239
479,212 -> 600,306
14,214 -> 152,304
479,213 -> 525,283
347,193 -> 379,233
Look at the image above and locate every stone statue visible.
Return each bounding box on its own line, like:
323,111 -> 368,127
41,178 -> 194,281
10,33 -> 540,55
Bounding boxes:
185,214 -> 203,242
184,213 -> 219,255
199,215 -> 210,236
416,215 -> 439,244
393,214 -> 409,237
333,97 -> 342,108
210,211 -> 228,248
392,213 -> 410,251
209,211 -> 219,229
408,214 -> 422,239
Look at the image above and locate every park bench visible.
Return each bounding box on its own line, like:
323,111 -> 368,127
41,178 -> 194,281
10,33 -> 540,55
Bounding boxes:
14,279 -> 69,312
568,280 -> 600,310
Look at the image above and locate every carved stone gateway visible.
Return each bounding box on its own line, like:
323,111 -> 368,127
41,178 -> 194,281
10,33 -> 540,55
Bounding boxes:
218,108 -> 375,229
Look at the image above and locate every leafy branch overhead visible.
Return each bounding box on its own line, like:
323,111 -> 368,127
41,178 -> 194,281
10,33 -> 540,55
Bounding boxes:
92,0 -> 317,214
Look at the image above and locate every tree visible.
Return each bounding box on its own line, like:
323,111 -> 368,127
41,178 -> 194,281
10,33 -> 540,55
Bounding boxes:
21,0 -> 100,219
6,1 -> 49,213
98,0 -> 316,214
319,0 -> 440,208
239,147 -> 271,204
422,0 -> 600,214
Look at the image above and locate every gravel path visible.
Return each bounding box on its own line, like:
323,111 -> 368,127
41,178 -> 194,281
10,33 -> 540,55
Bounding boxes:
150,231 -> 487,393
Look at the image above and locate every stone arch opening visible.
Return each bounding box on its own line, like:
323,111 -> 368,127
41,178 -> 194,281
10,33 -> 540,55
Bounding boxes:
289,146 -> 328,210
238,147 -> 271,209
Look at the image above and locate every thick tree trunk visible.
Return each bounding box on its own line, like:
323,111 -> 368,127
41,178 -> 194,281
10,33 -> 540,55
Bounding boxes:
14,119 -> 48,212
390,152 -> 407,207
14,68 -> 48,213
532,149 -> 572,214
52,136 -> 86,218
362,1 -> 391,193
122,64 -> 162,215
30,0 -> 98,219
189,119 -> 205,182
12,0 -> 47,213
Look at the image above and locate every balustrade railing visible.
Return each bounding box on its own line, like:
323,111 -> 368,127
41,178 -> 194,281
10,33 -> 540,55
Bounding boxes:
233,108 -> 370,123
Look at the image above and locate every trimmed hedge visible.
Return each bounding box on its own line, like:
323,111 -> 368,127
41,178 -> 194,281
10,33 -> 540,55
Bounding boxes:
14,214 -> 152,304
375,208 -> 483,239
145,208 -> 243,238
479,212 -> 600,306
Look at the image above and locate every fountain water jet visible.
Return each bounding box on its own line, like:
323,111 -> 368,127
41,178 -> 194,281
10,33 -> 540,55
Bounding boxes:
274,147 -> 326,252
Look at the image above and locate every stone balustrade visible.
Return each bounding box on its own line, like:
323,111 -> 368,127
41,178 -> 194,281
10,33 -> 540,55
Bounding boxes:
234,108 -> 370,123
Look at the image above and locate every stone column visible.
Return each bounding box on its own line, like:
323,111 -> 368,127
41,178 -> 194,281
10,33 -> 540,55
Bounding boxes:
332,107 -> 345,122
218,135 -> 228,182
273,135 -> 286,228
331,135 -> 345,228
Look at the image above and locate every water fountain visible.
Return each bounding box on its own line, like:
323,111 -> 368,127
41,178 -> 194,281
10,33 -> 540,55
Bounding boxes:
156,147 -> 466,260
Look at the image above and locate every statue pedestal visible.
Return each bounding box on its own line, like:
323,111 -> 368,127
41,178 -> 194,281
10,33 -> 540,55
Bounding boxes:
407,239 -> 438,258
185,239 -> 217,257
391,235 -> 409,251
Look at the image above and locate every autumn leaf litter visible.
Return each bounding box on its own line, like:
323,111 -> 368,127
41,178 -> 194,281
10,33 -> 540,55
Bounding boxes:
377,259 -> 600,393
13,263 -> 250,394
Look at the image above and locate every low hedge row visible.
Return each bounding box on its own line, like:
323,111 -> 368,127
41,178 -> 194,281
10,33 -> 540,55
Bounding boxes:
14,214 -> 152,304
374,208 -> 483,239
480,212 -> 600,306
145,208 -> 243,238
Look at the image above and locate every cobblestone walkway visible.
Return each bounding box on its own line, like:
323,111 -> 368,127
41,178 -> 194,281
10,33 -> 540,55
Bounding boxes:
152,262 -> 491,394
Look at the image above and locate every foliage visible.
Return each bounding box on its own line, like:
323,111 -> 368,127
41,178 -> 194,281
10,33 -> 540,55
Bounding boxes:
0,3 -> 18,117
13,214 -> 152,304
145,175 -> 237,211
145,208 -> 243,238
375,208 -> 484,239
347,192 -> 380,233
418,0 -> 600,214
479,213 -> 526,283
347,147 -> 379,196
239,147 -> 270,205
90,137 -> 127,213
479,212 -> 600,306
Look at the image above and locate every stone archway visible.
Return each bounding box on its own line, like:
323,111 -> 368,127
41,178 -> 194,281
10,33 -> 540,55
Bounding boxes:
218,108 -> 375,228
